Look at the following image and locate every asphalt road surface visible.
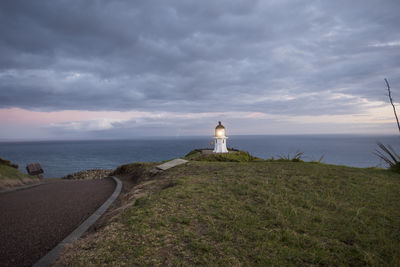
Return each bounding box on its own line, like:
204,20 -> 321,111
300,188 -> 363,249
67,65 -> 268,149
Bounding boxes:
0,178 -> 115,267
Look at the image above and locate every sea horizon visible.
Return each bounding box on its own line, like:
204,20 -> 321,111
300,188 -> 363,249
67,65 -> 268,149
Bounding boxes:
0,133 -> 398,143
0,134 -> 399,178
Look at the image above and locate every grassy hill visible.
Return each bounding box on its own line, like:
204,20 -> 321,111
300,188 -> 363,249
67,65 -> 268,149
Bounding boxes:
58,157 -> 400,266
0,158 -> 38,189
0,164 -> 27,180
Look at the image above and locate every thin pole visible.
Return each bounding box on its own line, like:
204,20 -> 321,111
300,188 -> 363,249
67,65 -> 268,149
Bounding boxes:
385,78 -> 400,133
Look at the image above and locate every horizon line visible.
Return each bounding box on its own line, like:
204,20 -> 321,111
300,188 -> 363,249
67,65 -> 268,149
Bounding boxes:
0,133 -> 398,143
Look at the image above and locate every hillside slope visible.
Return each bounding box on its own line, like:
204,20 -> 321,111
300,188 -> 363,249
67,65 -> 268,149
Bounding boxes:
58,161 -> 400,266
0,160 -> 39,189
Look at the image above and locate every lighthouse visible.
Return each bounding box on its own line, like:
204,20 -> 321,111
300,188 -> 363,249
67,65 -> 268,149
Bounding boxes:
213,121 -> 228,153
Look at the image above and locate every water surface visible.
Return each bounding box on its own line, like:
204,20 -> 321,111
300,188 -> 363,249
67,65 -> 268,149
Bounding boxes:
0,135 -> 398,178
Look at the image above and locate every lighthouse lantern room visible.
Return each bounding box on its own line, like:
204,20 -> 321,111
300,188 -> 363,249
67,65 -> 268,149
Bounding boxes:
213,121 -> 228,153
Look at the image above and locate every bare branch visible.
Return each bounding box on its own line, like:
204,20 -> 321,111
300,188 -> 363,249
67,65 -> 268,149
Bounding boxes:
384,78 -> 400,133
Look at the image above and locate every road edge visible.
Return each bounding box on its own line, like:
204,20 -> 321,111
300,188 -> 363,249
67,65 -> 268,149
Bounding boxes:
0,182 -> 42,195
33,176 -> 122,267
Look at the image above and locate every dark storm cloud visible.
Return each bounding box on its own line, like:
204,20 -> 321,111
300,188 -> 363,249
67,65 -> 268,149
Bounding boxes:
0,0 -> 399,115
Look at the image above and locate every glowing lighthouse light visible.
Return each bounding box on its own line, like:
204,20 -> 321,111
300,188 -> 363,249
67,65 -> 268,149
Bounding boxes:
213,121 -> 228,153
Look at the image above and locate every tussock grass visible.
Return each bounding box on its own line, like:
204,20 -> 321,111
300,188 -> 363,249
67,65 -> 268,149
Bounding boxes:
58,161 -> 400,266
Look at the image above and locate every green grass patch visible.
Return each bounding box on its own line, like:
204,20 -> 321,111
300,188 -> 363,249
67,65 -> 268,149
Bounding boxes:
64,161 -> 400,266
0,164 -> 29,180
186,149 -> 262,162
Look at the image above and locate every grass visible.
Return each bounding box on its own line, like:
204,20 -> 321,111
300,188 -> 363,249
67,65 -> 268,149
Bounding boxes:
0,159 -> 38,189
185,149 -> 263,162
0,157 -> 19,169
0,164 -> 29,180
58,160 -> 400,266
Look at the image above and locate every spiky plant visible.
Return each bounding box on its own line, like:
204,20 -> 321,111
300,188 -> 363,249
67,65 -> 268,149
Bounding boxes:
278,151 -> 304,162
375,79 -> 400,173
374,142 -> 400,172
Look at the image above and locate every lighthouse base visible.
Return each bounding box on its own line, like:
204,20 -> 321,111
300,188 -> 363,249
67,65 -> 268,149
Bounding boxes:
213,137 -> 228,153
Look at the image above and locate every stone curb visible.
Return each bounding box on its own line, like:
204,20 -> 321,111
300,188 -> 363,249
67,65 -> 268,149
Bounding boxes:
0,182 -> 42,195
33,176 -> 122,267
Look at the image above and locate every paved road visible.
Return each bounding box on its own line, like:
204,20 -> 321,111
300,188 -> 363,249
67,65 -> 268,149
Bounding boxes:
0,178 -> 115,267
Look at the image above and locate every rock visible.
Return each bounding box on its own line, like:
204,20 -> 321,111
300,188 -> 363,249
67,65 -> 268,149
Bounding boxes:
62,169 -> 112,180
26,163 -> 44,176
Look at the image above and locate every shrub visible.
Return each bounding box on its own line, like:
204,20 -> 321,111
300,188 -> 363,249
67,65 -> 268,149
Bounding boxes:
0,158 -> 18,169
271,151 -> 305,162
111,163 -> 146,183
195,150 -> 262,162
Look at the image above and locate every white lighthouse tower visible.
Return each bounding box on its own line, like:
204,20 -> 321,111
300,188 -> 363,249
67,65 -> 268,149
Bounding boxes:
213,121 -> 228,153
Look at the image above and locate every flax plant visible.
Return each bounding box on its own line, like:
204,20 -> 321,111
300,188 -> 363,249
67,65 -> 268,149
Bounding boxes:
376,78 -> 400,173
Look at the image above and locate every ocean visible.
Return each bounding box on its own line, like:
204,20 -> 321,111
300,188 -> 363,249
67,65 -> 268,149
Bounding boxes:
0,135 -> 399,178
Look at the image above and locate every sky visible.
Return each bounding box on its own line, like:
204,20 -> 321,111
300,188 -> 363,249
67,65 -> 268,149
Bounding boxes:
0,0 -> 399,140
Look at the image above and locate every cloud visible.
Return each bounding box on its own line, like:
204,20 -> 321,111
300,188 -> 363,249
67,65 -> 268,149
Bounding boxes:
368,41 -> 400,47
50,118 -> 126,132
0,0 -> 399,137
